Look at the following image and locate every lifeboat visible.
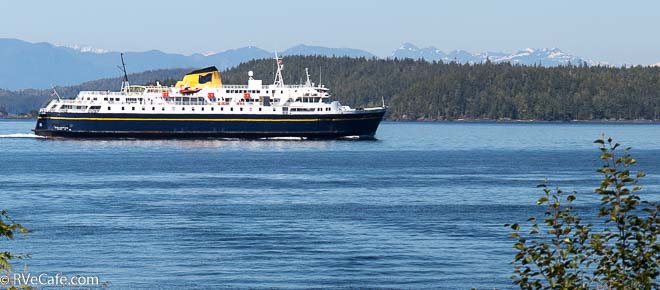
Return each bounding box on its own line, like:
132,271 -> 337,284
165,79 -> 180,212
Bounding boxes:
179,87 -> 202,94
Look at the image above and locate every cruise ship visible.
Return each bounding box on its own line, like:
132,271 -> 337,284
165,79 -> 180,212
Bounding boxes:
33,56 -> 386,139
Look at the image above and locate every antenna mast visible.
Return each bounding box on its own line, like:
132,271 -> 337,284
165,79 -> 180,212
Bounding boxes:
305,68 -> 311,86
273,51 -> 285,87
119,53 -> 129,93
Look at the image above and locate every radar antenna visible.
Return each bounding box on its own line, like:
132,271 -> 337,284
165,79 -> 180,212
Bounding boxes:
273,51 -> 285,87
50,85 -> 62,101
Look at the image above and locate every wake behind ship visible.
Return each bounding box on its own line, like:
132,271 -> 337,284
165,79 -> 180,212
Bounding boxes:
34,56 -> 386,139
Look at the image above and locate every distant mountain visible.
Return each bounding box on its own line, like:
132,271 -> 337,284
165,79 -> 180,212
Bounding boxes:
0,38 -> 614,90
282,44 -> 375,58
0,39 -> 374,90
391,43 -> 595,66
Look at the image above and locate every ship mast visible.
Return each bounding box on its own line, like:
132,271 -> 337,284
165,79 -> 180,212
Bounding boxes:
305,68 -> 312,86
273,52 -> 285,87
119,53 -> 130,93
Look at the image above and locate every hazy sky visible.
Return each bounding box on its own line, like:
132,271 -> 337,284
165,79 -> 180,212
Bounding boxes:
0,0 -> 658,64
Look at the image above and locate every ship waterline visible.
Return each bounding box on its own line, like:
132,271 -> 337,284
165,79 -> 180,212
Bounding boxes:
34,110 -> 385,139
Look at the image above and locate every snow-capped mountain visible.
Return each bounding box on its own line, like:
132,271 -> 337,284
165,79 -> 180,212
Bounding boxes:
391,43 -> 596,66
63,44 -> 110,54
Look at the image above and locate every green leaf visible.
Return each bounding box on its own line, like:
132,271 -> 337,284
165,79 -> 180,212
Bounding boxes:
537,197 -> 549,205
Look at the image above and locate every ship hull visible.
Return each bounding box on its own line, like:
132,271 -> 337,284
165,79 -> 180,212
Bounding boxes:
33,109 -> 386,139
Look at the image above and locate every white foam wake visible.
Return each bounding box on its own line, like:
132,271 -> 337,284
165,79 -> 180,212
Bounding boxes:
0,133 -> 45,138
260,137 -> 306,140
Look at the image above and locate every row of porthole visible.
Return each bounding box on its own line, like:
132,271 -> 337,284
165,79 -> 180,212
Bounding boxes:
112,106 -> 277,112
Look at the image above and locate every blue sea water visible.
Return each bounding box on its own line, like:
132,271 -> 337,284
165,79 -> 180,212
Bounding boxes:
1,119 -> 659,289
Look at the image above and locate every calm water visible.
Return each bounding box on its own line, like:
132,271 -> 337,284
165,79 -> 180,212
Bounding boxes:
1,120 -> 660,289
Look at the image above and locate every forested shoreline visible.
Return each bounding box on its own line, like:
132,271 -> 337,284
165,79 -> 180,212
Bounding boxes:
221,56 -> 660,121
1,56 -> 658,121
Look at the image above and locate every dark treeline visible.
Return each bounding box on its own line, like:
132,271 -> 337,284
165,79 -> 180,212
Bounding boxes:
1,56 -> 659,121
221,56 -> 660,121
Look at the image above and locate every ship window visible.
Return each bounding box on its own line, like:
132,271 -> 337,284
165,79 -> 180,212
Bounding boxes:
240,108 -> 243,111
220,107 -> 223,111
108,107 -> 111,110
201,107 -> 204,111
192,107 -> 195,111
211,107 -> 214,111
259,108 -> 262,111
93,98 -> 97,101
132,107 -> 135,110
162,107 -> 165,111
103,98 -> 108,101
152,107 -> 155,110
273,108 -> 276,111
182,107 -> 185,111
142,107 -> 145,110
122,107 -> 125,110
230,107 -> 233,111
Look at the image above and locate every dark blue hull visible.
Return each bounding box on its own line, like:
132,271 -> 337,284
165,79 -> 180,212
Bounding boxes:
33,110 -> 386,139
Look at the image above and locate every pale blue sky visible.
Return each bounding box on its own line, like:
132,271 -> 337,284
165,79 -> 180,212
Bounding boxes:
0,0 -> 658,64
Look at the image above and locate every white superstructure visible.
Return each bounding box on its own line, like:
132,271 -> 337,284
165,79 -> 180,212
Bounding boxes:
41,57 -> 381,116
